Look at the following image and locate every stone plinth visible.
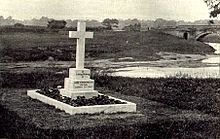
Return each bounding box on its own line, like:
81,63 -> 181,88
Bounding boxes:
60,68 -> 98,99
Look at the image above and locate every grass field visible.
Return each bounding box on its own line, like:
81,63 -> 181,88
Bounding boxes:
0,30 -> 215,62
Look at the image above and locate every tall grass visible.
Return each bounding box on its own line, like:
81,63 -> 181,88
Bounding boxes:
94,73 -> 220,115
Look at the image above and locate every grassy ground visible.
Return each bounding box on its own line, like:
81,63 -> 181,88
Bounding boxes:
0,69 -> 220,138
96,76 -> 220,116
0,89 -> 219,138
1,69 -> 220,116
0,30 -> 215,62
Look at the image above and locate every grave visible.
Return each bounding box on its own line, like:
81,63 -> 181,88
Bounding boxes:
27,21 -> 136,115
60,21 -> 98,99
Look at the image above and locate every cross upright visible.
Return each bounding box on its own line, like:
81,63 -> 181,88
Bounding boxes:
69,21 -> 93,69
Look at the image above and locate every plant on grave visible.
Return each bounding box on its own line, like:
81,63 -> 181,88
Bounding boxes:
36,87 -> 126,107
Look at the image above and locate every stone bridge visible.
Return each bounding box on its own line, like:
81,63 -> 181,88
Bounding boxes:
161,25 -> 220,41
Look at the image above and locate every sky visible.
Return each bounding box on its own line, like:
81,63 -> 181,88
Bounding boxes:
0,0 -> 212,21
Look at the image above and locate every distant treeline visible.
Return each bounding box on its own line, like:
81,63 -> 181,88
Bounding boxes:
1,16 -> 220,30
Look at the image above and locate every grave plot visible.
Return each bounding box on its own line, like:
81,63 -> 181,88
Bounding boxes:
27,21 -> 136,115
27,89 -> 136,115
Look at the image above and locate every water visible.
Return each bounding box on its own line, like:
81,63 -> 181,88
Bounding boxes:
112,43 -> 220,78
208,43 -> 220,54
202,43 -> 220,65
112,66 -> 220,78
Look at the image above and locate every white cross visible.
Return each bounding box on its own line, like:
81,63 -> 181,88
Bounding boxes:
69,21 -> 93,69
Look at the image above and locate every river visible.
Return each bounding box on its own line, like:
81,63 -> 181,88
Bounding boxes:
112,43 -> 220,78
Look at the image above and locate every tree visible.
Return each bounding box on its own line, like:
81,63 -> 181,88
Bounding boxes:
123,23 -> 141,31
101,18 -> 119,30
154,18 -> 166,28
14,23 -> 25,27
204,0 -> 220,17
47,20 -> 67,29
5,16 -> 15,25
0,16 -> 4,20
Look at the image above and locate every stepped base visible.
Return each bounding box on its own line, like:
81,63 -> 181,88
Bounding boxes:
60,89 -> 99,99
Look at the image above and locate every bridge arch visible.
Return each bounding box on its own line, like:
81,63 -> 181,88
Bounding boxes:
183,32 -> 189,40
196,32 -> 213,41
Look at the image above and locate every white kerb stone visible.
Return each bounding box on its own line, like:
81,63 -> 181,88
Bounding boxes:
27,90 -> 136,115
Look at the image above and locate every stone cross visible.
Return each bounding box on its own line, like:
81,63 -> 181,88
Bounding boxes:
69,21 -> 93,69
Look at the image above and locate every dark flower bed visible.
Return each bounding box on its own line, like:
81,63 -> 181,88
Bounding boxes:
36,87 -> 126,107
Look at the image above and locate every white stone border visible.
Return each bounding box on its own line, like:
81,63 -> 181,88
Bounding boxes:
27,90 -> 136,115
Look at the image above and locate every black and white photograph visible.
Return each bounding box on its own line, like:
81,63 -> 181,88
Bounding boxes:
0,0 -> 220,138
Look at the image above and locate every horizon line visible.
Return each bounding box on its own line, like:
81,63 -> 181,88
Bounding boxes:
1,15 -> 218,23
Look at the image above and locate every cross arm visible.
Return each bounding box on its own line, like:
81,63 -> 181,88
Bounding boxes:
69,31 -> 93,39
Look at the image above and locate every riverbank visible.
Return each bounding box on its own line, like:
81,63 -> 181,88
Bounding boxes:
1,42 -> 219,78
0,30 -> 215,62
0,52 -> 216,73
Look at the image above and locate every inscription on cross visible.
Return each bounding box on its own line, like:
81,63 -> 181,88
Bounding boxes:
69,21 -> 93,69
